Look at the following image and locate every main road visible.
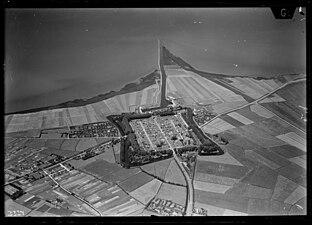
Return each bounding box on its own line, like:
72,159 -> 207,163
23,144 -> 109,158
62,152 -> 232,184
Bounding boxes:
172,152 -> 194,216
158,40 -> 171,108
157,40 -> 194,216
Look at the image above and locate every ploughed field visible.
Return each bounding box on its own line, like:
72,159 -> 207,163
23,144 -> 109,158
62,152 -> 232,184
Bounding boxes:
197,95 -> 306,215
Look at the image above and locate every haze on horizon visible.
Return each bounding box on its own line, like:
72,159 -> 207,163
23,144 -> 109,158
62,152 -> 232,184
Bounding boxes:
4,8 -> 306,113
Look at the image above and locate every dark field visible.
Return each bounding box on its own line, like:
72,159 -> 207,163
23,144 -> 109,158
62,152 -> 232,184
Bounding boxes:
267,145 -> 305,159
83,159 -> 122,178
276,82 -> 306,107
261,102 -> 306,132
45,139 -> 65,149
119,172 -> 154,192
82,159 -> 143,185
221,115 -> 245,127
25,139 -> 47,148
252,148 -> 291,168
230,126 -> 285,148
236,107 -> 266,122
241,165 -> 278,189
276,163 -> 306,187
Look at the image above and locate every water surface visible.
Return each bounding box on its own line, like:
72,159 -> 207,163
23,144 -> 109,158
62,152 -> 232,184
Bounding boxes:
5,8 -> 306,113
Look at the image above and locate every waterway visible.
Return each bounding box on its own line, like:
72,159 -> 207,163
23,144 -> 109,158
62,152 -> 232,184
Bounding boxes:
5,8 -> 305,113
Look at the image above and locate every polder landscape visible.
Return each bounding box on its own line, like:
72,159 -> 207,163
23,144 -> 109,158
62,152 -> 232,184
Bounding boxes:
4,40 -> 307,217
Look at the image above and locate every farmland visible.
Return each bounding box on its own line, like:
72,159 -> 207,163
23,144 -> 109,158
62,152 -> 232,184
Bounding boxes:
156,183 -> 187,206
4,42 -> 306,216
141,158 -> 172,180
260,81 -> 306,132
5,83 -> 160,134
195,101 -> 306,215
165,68 -> 249,113
44,167 -> 146,216
129,179 -> 162,205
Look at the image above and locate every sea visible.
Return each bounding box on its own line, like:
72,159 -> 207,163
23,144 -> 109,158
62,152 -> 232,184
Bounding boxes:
5,8 -> 306,114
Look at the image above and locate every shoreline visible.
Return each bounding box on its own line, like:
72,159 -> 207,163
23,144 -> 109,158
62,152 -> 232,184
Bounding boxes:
5,45 -> 305,116
5,69 -> 161,116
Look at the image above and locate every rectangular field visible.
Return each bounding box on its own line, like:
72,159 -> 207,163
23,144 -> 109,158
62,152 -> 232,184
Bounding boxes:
275,163 -> 306,187
194,180 -> 232,194
271,175 -> 298,202
194,172 -> 239,186
82,159 -> 122,177
156,183 -> 187,206
119,172 -> 154,192
196,160 -> 250,180
261,102 -> 306,132
221,115 -> 245,127
195,189 -> 249,213
276,133 -> 306,152
75,138 -> 98,152
44,139 -> 65,149
227,112 -> 254,125
212,101 -> 248,114
231,126 -> 285,148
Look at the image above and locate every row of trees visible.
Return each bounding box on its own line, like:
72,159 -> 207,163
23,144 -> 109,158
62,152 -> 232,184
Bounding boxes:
181,108 -> 224,156
175,146 -> 198,155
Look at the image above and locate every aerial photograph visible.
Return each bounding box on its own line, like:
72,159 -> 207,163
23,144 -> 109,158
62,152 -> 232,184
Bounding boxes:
4,8 -> 306,217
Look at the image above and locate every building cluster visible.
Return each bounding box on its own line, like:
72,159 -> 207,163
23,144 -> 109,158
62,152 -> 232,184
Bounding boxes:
193,107 -> 216,126
4,183 -> 24,200
140,117 -> 170,151
5,143 -> 45,168
45,163 -> 73,180
9,177 -> 36,191
69,121 -> 119,138
192,207 -> 208,216
110,109 -> 199,168
156,115 -> 194,148
147,197 -> 185,216
129,114 -> 195,152
5,152 -> 65,183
